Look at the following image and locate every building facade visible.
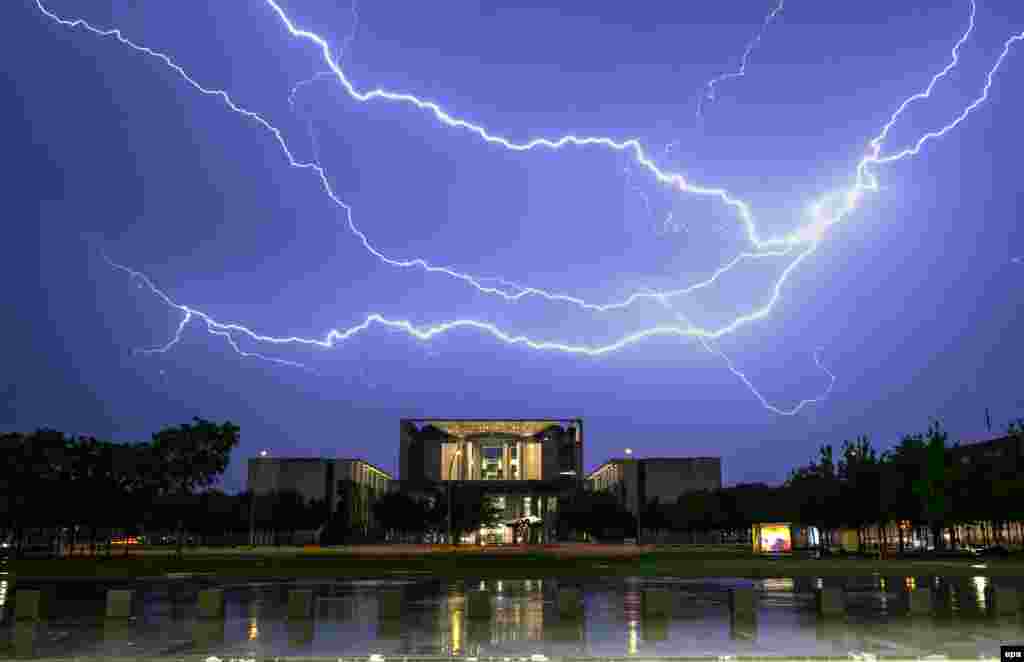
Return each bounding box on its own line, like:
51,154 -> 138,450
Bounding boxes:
397,419 -> 584,543
247,457 -> 392,542
587,456 -> 722,520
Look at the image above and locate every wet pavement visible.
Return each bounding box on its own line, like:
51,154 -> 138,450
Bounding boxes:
1,571 -> 1022,659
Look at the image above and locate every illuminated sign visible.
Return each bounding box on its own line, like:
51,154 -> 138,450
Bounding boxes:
753,523 -> 791,553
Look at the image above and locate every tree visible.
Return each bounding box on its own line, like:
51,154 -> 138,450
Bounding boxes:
373,492 -> 429,542
557,489 -> 637,541
304,497 -> 331,543
640,497 -> 672,539
268,489 -> 308,546
558,489 -> 617,540
910,421 -> 953,550
149,418 -> 240,556
838,436 -> 882,552
448,484 -> 504,542
785,444 -> 843,551
0,430 -> 69,558
881,433 -> 928,551
674,489 -> 731,541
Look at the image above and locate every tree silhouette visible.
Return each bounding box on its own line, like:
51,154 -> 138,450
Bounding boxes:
150,418 -> 240,556
373,491 -> 429,542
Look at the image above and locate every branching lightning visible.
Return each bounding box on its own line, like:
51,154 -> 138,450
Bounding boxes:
696,0 -> 785,124
655,293 -> 834,416
287,0 -> 359,162
33,0 -> 1023,413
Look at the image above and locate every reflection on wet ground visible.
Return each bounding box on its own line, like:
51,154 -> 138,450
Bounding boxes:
1,567 -> 1022,659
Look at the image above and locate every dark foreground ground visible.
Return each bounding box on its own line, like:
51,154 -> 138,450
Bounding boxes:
8,543 -> 1021,579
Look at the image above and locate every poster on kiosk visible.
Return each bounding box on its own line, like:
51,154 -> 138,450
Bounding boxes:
753,523 -> 792,553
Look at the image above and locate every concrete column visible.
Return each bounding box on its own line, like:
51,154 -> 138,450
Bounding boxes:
907,588 -> 932,615
198,589 -> 225,618
105,590 -> 134,619
642,616 -> 669,642
13,622 -> 38,658
288,590 -> 315,620
14,590 -> 44,621
988,586 -> 1021,616
642,585 -> 672,642
287,618 -> 315,647
558,587 -> 583,620
728,588 -> 756,619
378,589 -> 403,620
467,590 -> 491,621
549,620 -> 583,642
815,587 -> 844,616
815,619 -> 844,642
193,618 -> 225,647
642,589 -> 672,617
103,616 -> 134,642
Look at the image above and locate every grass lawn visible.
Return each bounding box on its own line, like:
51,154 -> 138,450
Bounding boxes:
7,544 -> 1021,579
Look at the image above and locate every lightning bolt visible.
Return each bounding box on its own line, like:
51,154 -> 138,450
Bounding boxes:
697,0 -> 785,125
646,290 -> 834,415
287,0 -> 359,161
33,1 -> 1023,413
340,0 -> 359,62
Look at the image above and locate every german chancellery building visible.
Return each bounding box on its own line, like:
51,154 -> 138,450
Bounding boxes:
395,419 -> 584,544
247,418 -> 722,544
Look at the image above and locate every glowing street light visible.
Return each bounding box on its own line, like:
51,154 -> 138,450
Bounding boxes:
259,449 -> 269,457
448,448 -> 462,545
625,448 -> 638,544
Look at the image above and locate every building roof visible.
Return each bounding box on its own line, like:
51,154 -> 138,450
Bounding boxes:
247,456 -> 394,479
248,457 -> 326,463
336,458 -> 394,478
586,455 -> 722,479
404,419 -> 581,438
947,435 -> 1022,463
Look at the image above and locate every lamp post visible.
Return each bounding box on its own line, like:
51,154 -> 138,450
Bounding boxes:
447,448 -> 462,545
625,448 -> 639,545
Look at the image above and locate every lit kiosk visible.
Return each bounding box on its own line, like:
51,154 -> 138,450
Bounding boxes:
398,419 -> 584,544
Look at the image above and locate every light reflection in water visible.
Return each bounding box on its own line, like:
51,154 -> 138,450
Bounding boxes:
972,576 -> 988,612
624,579 -> 641,655
11,575 -> 1023,658
488,580 -> 545,643
761,578 -> 794,592
904,577 -> 916,591
448,589 -> 465,655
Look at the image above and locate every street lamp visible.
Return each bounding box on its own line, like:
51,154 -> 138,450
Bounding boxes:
625,448 -> 639,544
448,448 -> 462,545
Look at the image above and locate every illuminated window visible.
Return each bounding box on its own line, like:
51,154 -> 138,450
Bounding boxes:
481,445 -> 503,480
